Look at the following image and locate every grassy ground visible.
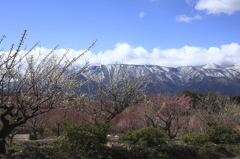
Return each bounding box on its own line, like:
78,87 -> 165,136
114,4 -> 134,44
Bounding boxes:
6,145 -> 26,151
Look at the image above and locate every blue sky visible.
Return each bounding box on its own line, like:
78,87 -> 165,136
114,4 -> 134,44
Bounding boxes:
1,0 -> 240,67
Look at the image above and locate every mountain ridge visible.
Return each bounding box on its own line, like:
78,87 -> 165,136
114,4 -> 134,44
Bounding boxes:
79,63 -> 240,96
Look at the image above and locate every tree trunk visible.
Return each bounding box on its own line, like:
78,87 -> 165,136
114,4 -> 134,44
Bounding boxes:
57,123 -> 60,137
0,122 -> 24,154
0,138 -> 6,154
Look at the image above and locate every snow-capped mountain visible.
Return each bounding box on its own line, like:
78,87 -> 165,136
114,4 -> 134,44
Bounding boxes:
79,63 -> 240,96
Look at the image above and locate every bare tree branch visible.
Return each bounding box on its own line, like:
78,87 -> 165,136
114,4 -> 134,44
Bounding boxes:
74,64 -> 148,124
0,30 -> 95,153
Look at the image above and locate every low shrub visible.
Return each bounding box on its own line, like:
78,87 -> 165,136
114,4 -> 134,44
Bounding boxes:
5,146 -> 59,159
207,125 -> 240,144
157,144 -> 200,159
52,120 -> 109,158
6,144 -> 238,159
181,133 -> 210,145
29,133 -> 37,140
102,146 -> 157,159
119,127 -> 168,147
198,144 -> 236,159
157,144 -> 237,159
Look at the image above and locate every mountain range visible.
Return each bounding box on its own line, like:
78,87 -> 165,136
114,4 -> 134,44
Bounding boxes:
79,63 -> 240,96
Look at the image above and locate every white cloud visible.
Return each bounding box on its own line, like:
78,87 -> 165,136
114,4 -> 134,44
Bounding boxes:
139,11 -> 146,18
23,43 -> 240,68
98,43 -> 240,67
195,0 -> 240,15
176,14 -> 202,22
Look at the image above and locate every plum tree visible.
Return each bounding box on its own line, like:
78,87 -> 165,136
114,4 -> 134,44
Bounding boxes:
0,30 -> 95,153
141,94 -> 191,139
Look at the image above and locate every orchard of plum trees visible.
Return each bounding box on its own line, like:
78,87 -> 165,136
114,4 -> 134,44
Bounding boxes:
1,31 -> 240,157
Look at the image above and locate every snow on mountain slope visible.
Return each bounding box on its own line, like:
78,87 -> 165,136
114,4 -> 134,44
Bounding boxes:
79,63 -> 240,96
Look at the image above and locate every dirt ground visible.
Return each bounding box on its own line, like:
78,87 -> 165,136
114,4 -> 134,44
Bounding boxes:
12,134 -> 55,147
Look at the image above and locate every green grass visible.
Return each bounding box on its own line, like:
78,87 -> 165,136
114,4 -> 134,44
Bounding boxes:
6,145 -> 26,151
